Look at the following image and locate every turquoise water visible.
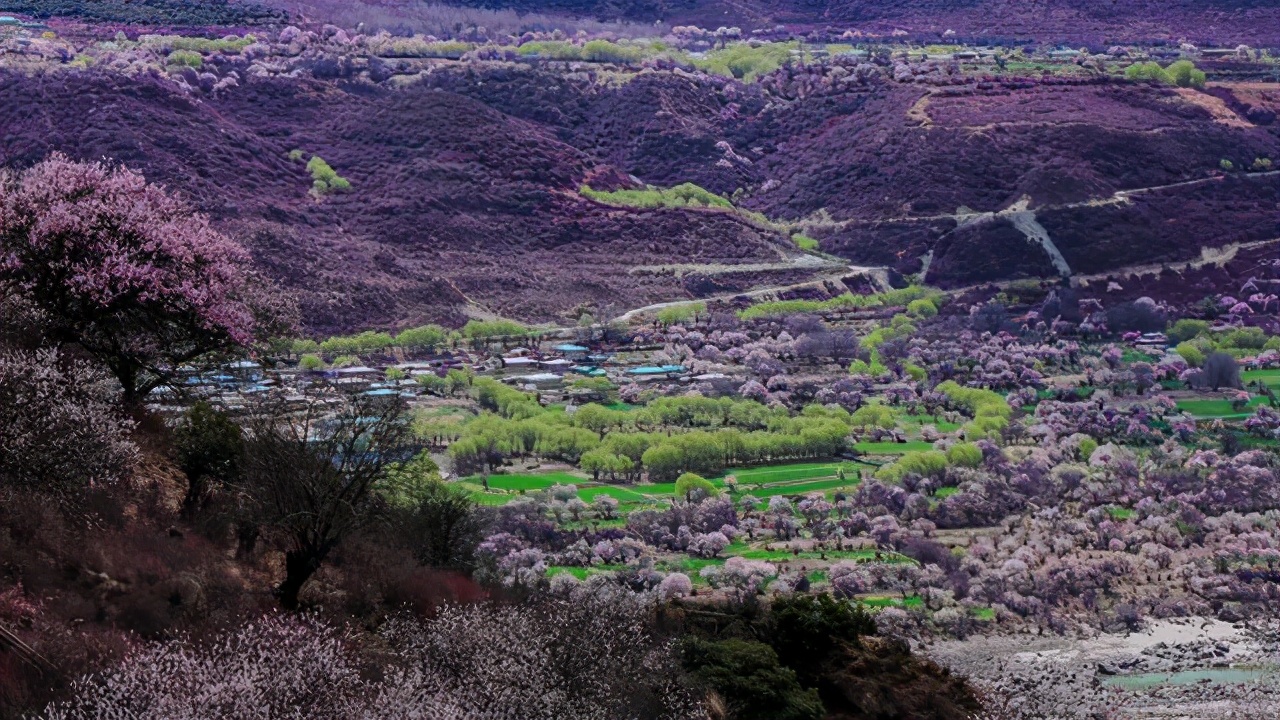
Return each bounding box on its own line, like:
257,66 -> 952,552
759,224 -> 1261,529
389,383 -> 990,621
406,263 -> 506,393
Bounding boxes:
1103,667 -> 1269,689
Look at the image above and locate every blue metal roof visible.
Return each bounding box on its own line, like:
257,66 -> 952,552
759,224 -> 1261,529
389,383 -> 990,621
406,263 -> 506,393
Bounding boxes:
627,365 -> 686,375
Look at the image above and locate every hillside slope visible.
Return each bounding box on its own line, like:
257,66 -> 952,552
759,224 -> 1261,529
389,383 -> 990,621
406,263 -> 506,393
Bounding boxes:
0,70 -> 793,331
1,56 -> 1276,330
352,0 -> 1280,45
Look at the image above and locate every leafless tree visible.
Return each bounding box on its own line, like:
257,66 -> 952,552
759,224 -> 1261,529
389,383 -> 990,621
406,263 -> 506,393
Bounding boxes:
238,394 -> 412,609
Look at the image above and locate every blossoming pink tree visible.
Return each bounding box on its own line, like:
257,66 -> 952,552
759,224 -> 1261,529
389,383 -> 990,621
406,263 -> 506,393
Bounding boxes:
0,155 -> 273,402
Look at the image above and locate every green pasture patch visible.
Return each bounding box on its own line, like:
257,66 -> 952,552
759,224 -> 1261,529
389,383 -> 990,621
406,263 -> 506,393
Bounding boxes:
725,462 -> 844,484
635,478 -> 727,496
603,402 -> 641,412
747,477 -> 862,498
1175,397 -> 1266,419
901,415 -> 961,432
468,492 -> 516,506
1243,369 -> 1280,386
860,595 -> 924,609
578,486 -> 651,503
1106,506 -> 1135,520
662,557 -> 726,582
472,471 -> 585,491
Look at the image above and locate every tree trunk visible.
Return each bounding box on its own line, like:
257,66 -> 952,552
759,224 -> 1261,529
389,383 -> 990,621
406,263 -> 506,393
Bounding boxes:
236,522 -> 260,559
277,550 -> 321,610
179,475 -> 208,521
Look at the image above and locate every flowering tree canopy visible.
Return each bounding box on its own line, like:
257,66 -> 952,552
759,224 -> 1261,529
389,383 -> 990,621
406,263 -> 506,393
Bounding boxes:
0,347 -> 136,500
0,155 -> 268,401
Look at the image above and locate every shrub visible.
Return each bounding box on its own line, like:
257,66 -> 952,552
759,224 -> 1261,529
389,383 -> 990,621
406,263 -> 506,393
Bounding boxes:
155,34 -> 255,54
791,234 -> 819,251
877,450 -> 948,482
515,40 -> 583,60
767,594 -> 876,682
1125,60 -> 1204,88
1125,61 -> 1168,83
945,442 -> 983,468
1167,318 -> 1209,343
739,286 -> 939,321
907,297 -> 938,319
304,156 -> 351,196
1176,341 -> 1205,367
657,302 -> 706,326
581,39 -> 644,63
675,472 -> 719,501
1165,59 -> 1206,88
581,182 -> 734,210
1220,326 -> 1268,350
461,319 -> 528,340
298,354 -> 324,371
290,338 -> 319,354
173,400 -> 242,518
384,453 -> 484,570
395,324 -> 449,350
680,637 -> 824,720
693,41 -> 801,82
167,49 -> 202,68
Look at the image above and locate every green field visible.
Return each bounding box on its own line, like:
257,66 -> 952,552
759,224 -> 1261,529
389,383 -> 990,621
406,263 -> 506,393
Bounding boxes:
725,462 -> 847,484
468,491 -> 518,506
577,486 -> 652,503
853,441 -> 936,454
1175,396 -> 1266,419
748,477 -> 862,498
860,594 -> 924,608
603,402 -> 641,412
469,471 -> 585,491
901,415 -> 961,432
1243,369 -> 1280,386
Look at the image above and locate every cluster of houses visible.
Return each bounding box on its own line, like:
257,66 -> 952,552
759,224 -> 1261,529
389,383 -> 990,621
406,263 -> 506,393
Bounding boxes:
146,339 -> 696,415
495,344 -> 688,390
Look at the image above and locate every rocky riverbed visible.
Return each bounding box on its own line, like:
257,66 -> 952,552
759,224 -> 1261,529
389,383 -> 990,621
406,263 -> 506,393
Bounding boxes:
928,618 -> 1280,719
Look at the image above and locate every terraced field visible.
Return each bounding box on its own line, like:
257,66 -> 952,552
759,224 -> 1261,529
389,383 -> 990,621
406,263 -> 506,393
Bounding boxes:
457,461 -> 873,506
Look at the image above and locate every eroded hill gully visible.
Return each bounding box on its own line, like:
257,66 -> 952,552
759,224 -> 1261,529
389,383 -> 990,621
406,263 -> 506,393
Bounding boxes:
799,170 -> 1280,286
